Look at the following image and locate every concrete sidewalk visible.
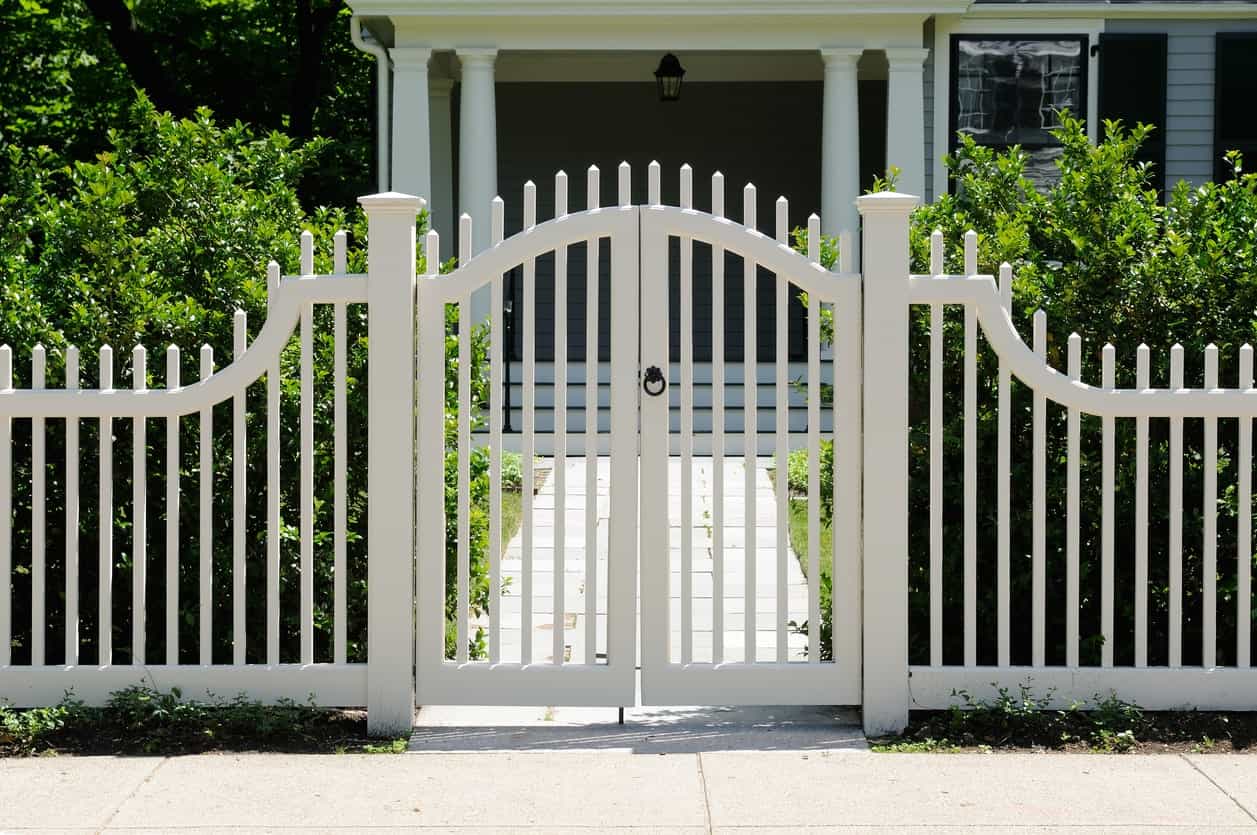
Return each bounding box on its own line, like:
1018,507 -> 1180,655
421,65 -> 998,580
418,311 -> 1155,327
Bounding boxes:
4,747 -> 1257,833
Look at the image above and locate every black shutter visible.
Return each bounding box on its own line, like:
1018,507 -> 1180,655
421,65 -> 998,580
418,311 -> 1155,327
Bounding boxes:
1099,33 -> 1168,197
1215,33 -> 1257,182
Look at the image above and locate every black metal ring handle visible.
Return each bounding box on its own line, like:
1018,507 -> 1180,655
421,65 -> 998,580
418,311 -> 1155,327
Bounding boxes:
642,365 -> 667,397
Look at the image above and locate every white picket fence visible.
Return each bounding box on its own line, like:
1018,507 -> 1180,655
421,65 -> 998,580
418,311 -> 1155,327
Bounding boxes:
3,165 -> 1257,737
902,228 -> 1257,721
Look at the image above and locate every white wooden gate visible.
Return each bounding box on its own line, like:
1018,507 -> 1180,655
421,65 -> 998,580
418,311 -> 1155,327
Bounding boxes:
415,162 -> 862,708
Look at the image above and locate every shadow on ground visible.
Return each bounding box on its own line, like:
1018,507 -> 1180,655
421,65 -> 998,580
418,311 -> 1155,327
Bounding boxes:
408,704 -> 868,753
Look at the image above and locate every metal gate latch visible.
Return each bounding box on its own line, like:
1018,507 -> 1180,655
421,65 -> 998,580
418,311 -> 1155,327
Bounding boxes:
642,365 -> 667,396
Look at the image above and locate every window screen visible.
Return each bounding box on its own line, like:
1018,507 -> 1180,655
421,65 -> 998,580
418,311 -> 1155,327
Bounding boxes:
949,35 -> 1089,188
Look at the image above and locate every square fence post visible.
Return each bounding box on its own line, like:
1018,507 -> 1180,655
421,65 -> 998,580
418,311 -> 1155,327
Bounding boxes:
857,191 -> 919,737
360,192 -> 422,737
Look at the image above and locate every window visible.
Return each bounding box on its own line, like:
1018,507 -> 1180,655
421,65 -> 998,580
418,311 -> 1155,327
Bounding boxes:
1099,34 -> 1167,196
949,35 -> 1089,188
1215,33 -> 1257,182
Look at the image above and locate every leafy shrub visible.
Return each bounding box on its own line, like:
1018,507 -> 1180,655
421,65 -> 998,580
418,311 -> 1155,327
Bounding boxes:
0,99 -> 493,666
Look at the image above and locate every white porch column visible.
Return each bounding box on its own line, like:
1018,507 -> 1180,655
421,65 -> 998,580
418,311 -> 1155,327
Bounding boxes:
884,48 -> 930,201
429,77 -> 455,242
457,48 -> 498,255
390,48 -> 433,203
821,48 -> 862,241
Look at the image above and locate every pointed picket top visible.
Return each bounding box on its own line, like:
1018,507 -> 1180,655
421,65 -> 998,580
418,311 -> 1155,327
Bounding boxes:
234,310 -> 247,358
647,161 -> 661,206
963,230 -> 978,276
807,214 -> 821,264
459,213 -> 473,267
32,344 -> 45,390
680,165 -> 694,211
555,170 -> 569,218
711,171 -> 725,218
998,262 -> 1013,305
99,345 -> 113,390
1068,333 -> 1081,381
1032,310 -> 1046,359
1102,343 -> 1116,389
1137,344 -> 1151,389
775,196 -> 788,245
930,229 -> 944,276
425,229 -> 440,276
1170,343 -> 1184,387
742,183 -> 757,230
617,161 -> 631,207
166,345 -> 180,390
65,346 -> 79,391
0,344 -> 11,390
1242,344 -> 1254,389
200,344 -> 214,380
267,260 -> 280,309
586,165 -> 600,211
133,345 -> 147,392
333,230 -> 348,274
300,230 -> 315,276
523,180 -> 537,229
1205,343 -> 1219,388
491,196 -> 505,245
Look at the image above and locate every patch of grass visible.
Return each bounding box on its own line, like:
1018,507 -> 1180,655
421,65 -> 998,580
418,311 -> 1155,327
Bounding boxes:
501,487 -> 523,553
0,686 -> 404,757
870,737 -> 962,753
361,738 -> 409,754
875,682 -> 1257,754
786,498 -> 832,582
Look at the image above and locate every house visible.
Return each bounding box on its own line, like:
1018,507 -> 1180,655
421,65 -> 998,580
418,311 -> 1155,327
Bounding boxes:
346,0 -> 1257,444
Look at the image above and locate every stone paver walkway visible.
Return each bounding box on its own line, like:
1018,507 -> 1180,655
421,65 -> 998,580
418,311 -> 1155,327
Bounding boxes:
482,456 -> 810,665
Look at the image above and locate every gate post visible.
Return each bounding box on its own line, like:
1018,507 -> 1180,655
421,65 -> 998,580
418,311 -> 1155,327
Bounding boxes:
856,191 -> 918,736
360,192 -> 421,737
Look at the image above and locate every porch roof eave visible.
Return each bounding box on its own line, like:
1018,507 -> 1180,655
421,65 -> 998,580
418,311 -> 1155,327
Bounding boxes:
345,0 -> 974,15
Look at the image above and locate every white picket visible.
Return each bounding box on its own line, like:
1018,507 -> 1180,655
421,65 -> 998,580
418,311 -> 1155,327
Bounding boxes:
521,179 -> 536,666
132,344 -> 147,665
743,185 -> 758,663
199,345 -> 214,665
582,169 -> 598,665
98,346 -> 113,666
1032,311 -> 1046,668
1170,344 -> 1184,667
64,347 -> 79,666
1136,344 -> 1150,668
553,171 -> 568,666
963,232 -> 977,667
929,231 -> 943,667
774,195 -> 789,664
165,345 -> 180,664
0,345 -> 9,667
1204,344 -> 1218,668
1066,333 -> 1081,668
1241,344 -> 1254,668
1101,343 -> 1115,668
680,173 -> 695,665
234,311 -> 248,665
266,261 -> 281,666
711,171 -> 726,665
490,197 -> 505,665
996,262 -> 1012,667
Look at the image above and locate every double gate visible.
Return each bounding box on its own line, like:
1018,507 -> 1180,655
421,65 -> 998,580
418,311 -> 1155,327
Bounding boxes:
415,162 -> 863,709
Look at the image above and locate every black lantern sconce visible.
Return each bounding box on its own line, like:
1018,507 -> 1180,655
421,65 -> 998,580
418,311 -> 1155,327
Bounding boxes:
655,53 -> 686,102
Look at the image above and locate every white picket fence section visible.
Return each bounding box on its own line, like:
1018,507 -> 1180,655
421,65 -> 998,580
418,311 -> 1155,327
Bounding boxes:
900,227 -> 1257,721
5,168 -> 1257,737
0,198 -> 423,736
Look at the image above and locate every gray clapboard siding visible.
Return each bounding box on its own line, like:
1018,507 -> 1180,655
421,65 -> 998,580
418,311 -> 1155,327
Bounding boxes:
924,20 -> 936,201
1106,19 -> 1257,191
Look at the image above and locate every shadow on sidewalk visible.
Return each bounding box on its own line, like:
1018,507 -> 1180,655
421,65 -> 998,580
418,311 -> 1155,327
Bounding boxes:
408,704 -> 868,753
